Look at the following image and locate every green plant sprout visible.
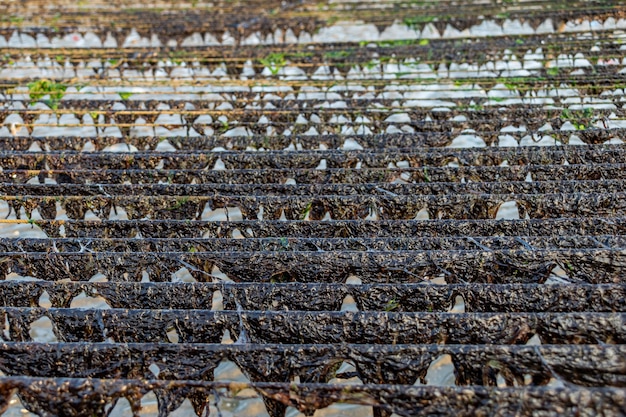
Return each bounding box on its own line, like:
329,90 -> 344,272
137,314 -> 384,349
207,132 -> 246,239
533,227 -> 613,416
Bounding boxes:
259,53 -> 287,75
403,15 -> 435,31
300,202 -> 312,220
170,196 -> 190,210
546,67 -> 559,76
27,79 -> 67,110
384,299 -> 400,311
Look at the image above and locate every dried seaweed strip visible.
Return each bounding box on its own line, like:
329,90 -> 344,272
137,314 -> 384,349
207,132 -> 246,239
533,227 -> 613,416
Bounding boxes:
1,192 -> 624,222
2,179 -> 625,198
0,281 -> 623,313
2,234 -> 624,253
0,376 -> 621,417
1,96 -> 623,117
1,145 -> 623,170
0,7 -> 623,57
32,217 -> 626,239
3,39 -> 626,75
1,0 -> 309,45
349,283 -> 626,313
0,343 -> 624,388
2,248 -> 624,284
0,308 -> 622,345
0,128 -> 603,151
0,119 -> 625,152
3,105 -> 625,122
240,311 -> 625,345
4,163 -> 626,186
